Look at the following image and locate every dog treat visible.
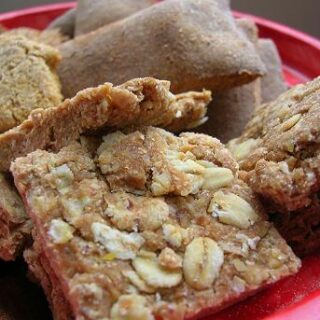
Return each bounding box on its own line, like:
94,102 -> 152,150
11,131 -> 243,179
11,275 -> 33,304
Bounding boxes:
58,0 -> 265,98
258,39 -> 287,103
46,8 -> 76,38
0,36 -> 62,133
197,80 -> 261,143
1,27 -> 68,46
228,77 -> 320,254
229,77 -> 320,211
0,173 -> 31,261
236,18 -> 259,44
0,77 -> 211,172
196,18 -> 261,142
11,127 -> 300,320
75,0 -> 157,36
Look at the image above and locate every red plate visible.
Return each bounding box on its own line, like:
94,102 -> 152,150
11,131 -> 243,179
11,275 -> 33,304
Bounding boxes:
0,3 -> 320,320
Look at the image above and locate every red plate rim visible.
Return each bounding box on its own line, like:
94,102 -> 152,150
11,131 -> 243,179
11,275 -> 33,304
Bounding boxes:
0,3 -> 319,320
0,2 -> 318,48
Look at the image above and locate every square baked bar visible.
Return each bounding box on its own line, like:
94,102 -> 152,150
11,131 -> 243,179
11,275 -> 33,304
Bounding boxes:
228,77 -> 320,255
0,77 -> 210,261
12,127 -> 300,320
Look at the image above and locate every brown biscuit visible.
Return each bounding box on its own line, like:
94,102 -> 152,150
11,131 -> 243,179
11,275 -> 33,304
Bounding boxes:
1,27 -> 68,47
46,8 -> 76,38
11,127 -> 300,320
197,80 -> 261,143
75,0 -> 157,36
258,39 -> 287,103
229,77 -> 320,211
0,77 -> 211,172
236,18 -> 259,44
0,36 -> 62,133
57,0 -> 265,98
228,77 -> 320,255
196,18 -> 261,142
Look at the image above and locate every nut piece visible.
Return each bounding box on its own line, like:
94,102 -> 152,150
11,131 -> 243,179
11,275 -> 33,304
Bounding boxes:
158,247 -> 182,270
183,237 -> 224,290
202,167 -> 234,191
208,191 -> 259,229
91,222 -> 144,260
110,294 -> 154,320
132,253 -> 182,288
48,219 -> 74,244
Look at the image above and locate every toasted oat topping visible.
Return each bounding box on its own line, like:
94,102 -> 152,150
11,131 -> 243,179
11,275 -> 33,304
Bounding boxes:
11,127 -> 300,320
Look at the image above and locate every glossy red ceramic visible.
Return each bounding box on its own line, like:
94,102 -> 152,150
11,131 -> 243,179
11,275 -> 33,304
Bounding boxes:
0,3 -> 319,320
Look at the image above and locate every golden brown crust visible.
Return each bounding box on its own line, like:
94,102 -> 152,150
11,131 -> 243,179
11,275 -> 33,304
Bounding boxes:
0,77 -> 210,172
0,36 -> 63,133
58,0 -> 265,98
11,127 -> 300,320
75,0 -> 157,36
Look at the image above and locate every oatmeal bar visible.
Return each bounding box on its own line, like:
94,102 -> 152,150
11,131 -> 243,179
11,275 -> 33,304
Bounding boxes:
228,78 -> 320,255
0,173 -> 31,261
0,35 -> 62,133
12,127 -> 300,320
75,0 -> 157,36
257,39 -> 287,103
0,77 -> 211,172
58,0 -> 265,98
229,77 -> 320,211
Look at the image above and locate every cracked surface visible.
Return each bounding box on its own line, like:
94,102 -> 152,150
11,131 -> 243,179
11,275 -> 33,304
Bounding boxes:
0,35 -> 62,133
11,127 -> 300,320
0,77 -> 211,172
